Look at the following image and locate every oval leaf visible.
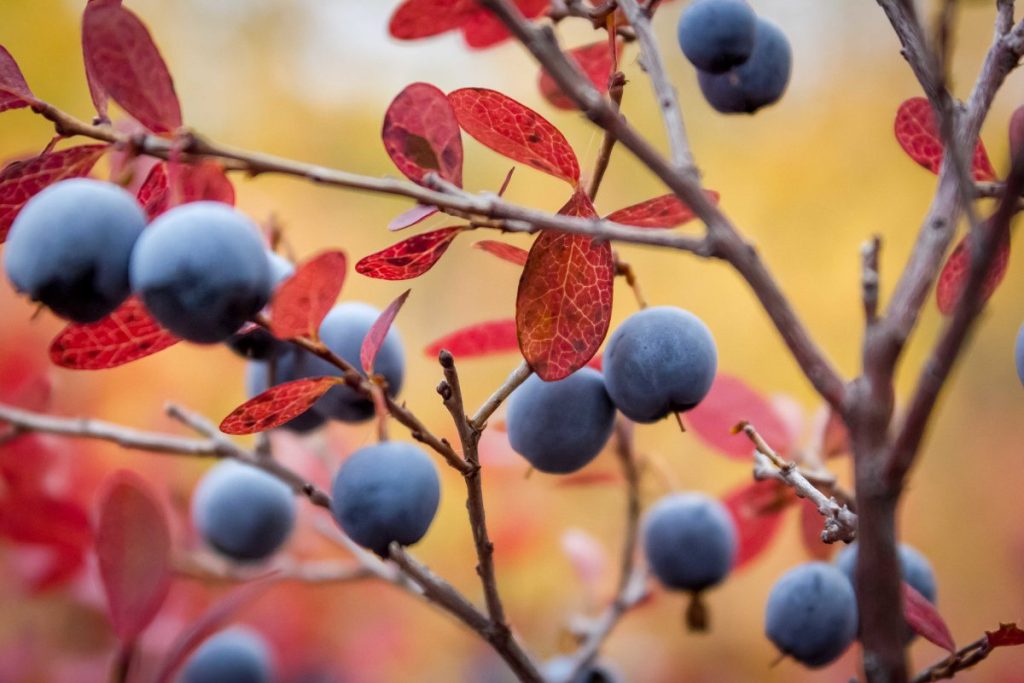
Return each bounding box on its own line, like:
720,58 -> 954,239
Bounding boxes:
269,250 -> 347,340
935,231 -> 1010,315
389,0 -> 475,42
361,290 -> 411,375
539,40 -> 619,111
474,240 -> 529,266
903,582 -> 955,652
686,374 -> 796,459
137,162 -> 169,217
461,0 -> 549,48
894,97 -> 996,182
516,190 -> 613,380
449,88 -> 580,185
96,470 -> 172,643
0,46 -> 36,113
49,297 -> 180,370
355,227 -> 462,280
383,83 -> 463,187
137,161 -> 235,219
220,377 -> 339,435
82,1 -> 182,133
423,319 -> 520,359
722,479 -> 791,570
388,203 -> 439,231
604,191 -> 720,229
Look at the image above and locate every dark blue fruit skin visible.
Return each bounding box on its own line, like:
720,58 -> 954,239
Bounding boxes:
603,306 -> 717,423
245,356 -> 327,433
506,368 -> 616,474
643,492 -> 737,592
130,202 -> 271,344
291,302 -> 405,423
180,627 -> 272,683
542,657 -> 623,683
835,542 -> 937,604
1015,324 -> 1024,387
677,0 -> 757,74
764,562 -> 858,668
192,460 -> 297,562
3,178 -> 146,322
697,18 -> 792,114
228,251 -> 295,360
331,441 -> 440,556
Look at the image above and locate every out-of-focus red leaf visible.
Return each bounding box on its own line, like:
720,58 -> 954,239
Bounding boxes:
82,2 -> 181,133
722,479 -> 792,570
555,471 -> 622,486
0,435 -> 59,494
388,0 -> 547,49
903,582 -> 955,652
0,492 -> 92,591
388,203 -> 439,231
96,470 -> 172,643
0,144 -> 108,242
686,374 -> 795,459
355,227 -> 462,281
383,83 -> 463,187
449,88 -> 580,185
586,353 -> 603,371
49,297 -> 180,370
894,97 -> 996,181
361,290 -> 411,375
987,623 -> 1024,648
798,497 -> 834,561
810,405 -> 849,458
935,231 -> 1010,315
423,319 -> 520,359
561,528 -> 607,587
269,251 -> 347,340
539,40 -> 620,110
0,345 -> 50,412
516,190 -> 613,380
220,377 -> 339,435
1011,107 -> 1024,163
474,240 -> 529,266
137,162 -> 168,217
137,161 -> 235,219
605,191 -> 720,229
0,46 -> 37,113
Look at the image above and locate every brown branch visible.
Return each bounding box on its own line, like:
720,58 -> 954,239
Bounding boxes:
587,71 -> 625,201
470,361 -> 532,430
910,633 -> 995,682
862,236 -> 882,325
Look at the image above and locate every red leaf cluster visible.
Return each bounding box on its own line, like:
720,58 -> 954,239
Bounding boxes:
137,161 -> 235,219
423,318 -> 519,359
49,297 -> 180,370
269,251 -> 347,340
362,290 -> 411,374
894,97 -> 997,182
383,83 -> 463,187
356,227 -> 463,280
935,231 -> 1010,315
220,377 -> 339,435
538,40 -> 620,110
390,0 -> 549,49
0,46 -> 37,113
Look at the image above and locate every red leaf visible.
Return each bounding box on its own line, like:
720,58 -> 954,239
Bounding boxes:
49,297 -> 180,370
0,492 -> 92,591
903,582 -> 955,652
220,377 -> 339,435
986,623 -> 1024,648
137,161 -> 235,219
0,144 -> 109,242
389,0 -> 474,42
449,88 -> 580,185
0,46 -> 36,113
423,319 -> 520,359
355,227 -> 462,280
96,470 -> 172,643
137,162 -> 169,218
798,497 -> 834,561
474,240 -> 529,266
604,191 -> 720,229
894,97 -> 996,181
383,83 -> 463,187
539,40 -> 619,111
935,231 -> 1010,314
388,203 -> 439,231
361,290 -> 411,375
269,250 -> 347,340
82,1 -> 182,133
516,189 -> 613,380
555,471 -> 623,486
722,479 -> 791,570
1010,107 -> 1024,163
461,0 -> 548,48
686,374 -> 796,459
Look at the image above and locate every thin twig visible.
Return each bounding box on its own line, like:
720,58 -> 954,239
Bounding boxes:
470,361 -> 533,430
862,236 -> 881,325
587,71 -> 625,201
910,634 -> 992,682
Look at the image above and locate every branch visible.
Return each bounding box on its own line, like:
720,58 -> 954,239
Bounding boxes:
910,634 -> 993,682
470,361 -> 532,430
587,71 -> 625,201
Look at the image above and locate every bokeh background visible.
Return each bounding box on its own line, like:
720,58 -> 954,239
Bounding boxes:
0,0 -> 1023,681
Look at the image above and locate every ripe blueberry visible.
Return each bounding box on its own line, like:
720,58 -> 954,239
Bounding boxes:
180,627 -> 273,683
677,0 -> 757,74
228,251 -> 295,360
643,492 -> 737,592
697,18 -> 792,114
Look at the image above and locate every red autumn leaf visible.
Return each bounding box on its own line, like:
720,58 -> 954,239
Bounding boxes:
0,46 -> 37,113
0,491 -> 92,591
220,377 -> 339,435
555,471 -> 623,486
137,162 -> 168,217
0,144 -> 109,241
605,191 -> 720,229
361,290 -> 411,375
82,1 -> 182,133
389,0 -> 548,49
355,227 -> 462,280
586,353 -> 603,371
797,497 -> 835,561
722,479 -> 792,570
269,250 -> 347,340
388,203 -> 439,231
96,470 -> 172,643
423,319 -> 520,359
539,40 -> 620,110
516,189 -> 613,380
474,240 -> 529,266
894,97 -> 996,182
987,623 -> 1024,648
686,374 -> 796,459
383,83 -> 463,187
935,231 -> 1010,314
811,406 -> 850,458
49,297 -> 180,370
137,161 -> 235,219
903,582 -> 955,652
449,88 -> 580,185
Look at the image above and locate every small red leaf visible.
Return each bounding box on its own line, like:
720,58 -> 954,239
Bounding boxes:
798,497 -> 834,561
137,162 -> 169,217
474,240 -> 529,266
935,231 -> 1010,314
539,40 -> 620,110
449,88 -> 580,185
686,374 -> 796,459
0,46 -> 37,113
516,189 -> 613,380
555,471 -> 623,486
361,290 -> 411,375
722,479 -> 792,570
49,297 -> 180,370
463,0 -> 548,48
82,1 -> 182,133
0,144 -> 109,241
136,161 -> 235,219
903,582 -> 955,652
96,470 -> 172,643
389,0 -> 474,42
894,97 -> 996,181
383,83 -> 463,187
355,227 -> 462,280
604,191 -> 720,229
0,492 -> 92,591
986,623 -> 1024,648
388,203 -> 439,231
423,319 -> 520,359
269,250 -> 347,340
220,377 -> 339,435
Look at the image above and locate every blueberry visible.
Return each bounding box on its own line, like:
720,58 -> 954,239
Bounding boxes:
603,307 -> 717,423
245,354 -> 327,434
643,493 -> 736,592
228,251 -> 295,360
331,441 -> 440,556
3,178 -> 146,322
542,657 -> 623,683
191,460 -> 296,562
130,202 -> 271,343
1015,324 -> 1024,387
835,542 -> 937,604
180,627 -> 273,683
505,368 -> 616,474
677,0 -> 757,74
765,562 -> 858,668
697,18 -> 792,114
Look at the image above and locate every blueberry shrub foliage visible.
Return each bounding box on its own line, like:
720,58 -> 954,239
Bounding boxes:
1,1 -> 1024,682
